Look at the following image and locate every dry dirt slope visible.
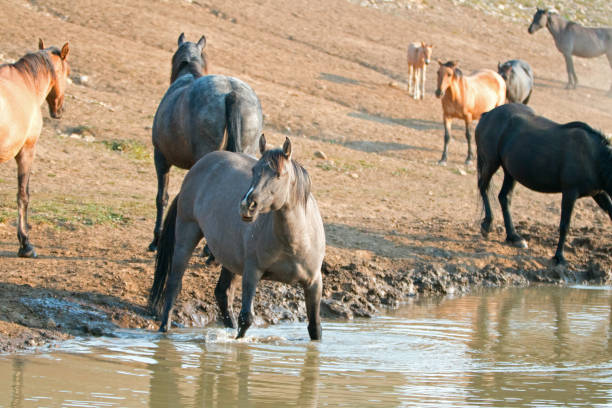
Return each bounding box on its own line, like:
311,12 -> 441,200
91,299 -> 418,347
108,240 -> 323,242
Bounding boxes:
0,0 -> 611,351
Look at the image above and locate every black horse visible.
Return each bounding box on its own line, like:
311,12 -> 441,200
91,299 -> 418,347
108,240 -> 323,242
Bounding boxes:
476,103 -> 612,264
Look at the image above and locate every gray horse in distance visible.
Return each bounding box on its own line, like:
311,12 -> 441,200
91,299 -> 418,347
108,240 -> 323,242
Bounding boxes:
498,59 -> 534,104
528,8 -> 612,93
149,33 -> 263,251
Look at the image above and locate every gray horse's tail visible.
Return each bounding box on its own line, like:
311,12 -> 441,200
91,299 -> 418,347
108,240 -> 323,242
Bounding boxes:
223,90 -> 242,152
148,195 -> 179,315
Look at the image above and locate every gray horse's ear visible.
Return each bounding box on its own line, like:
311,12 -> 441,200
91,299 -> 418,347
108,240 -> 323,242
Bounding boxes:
38,38 -> 45,50
178,32 -> 186,46
60,43 -> 70,60
259,134 -> 266,155
282,137 -> 292,160
197,35 -> 206,49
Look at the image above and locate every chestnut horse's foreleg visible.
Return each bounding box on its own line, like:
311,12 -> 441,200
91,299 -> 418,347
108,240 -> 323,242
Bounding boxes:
438,116 -> 452,165
554,190 -> 579,265
149,147 -> 171,252
159,220 -> 202,332
593,192 -> 612,220
303,273 -> 322,340
15,146 -> 36,258
214,267 -> 240,328
237,264 -> 263,339
464,117 -> 474,165
498,170 -> 527,249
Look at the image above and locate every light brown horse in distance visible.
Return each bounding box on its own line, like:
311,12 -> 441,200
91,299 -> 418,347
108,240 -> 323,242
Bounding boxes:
0,39 -> 70,258
435,60 -> 505,165
407,42 -> 433,100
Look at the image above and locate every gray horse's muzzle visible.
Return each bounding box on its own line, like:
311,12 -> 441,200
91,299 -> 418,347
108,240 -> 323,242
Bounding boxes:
240,189 -> 258,222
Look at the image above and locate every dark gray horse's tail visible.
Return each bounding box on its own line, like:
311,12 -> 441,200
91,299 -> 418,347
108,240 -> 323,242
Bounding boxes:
148,195 -> 179,315
224,91 -> 242,152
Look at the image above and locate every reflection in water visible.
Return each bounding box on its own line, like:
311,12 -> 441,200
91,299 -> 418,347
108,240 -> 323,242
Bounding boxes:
1,286 -> 612,407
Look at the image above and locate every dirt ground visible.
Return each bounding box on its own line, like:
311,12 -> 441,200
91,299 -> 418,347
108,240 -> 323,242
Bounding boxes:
1,0 -> 611,352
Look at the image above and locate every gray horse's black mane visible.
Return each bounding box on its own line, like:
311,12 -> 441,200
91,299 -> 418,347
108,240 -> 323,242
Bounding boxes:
263,149 -> 311,208
170,42 -> 207,83
5,48 -> 58,84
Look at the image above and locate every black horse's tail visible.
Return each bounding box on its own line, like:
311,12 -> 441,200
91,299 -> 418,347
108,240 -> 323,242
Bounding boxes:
223,90 -> 242,152
148,195 -> 179,315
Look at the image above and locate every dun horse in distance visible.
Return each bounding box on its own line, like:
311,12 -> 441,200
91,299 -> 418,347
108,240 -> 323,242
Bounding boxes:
407,42 -> 433,100
476,103 -> 612,265
435,60 -> 505,165
0,39 -> 70,258
528,8 -> 612,93
149,136 -> 325,340
149,33 -> 263,251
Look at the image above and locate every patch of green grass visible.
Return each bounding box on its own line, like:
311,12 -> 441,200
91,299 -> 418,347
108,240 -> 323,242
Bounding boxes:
100,139 -> 151,161
392,167 -> 410,177
29,199 -> 130,228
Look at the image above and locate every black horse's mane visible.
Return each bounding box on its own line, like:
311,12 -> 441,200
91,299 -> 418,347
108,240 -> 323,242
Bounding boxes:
561,121 -> 610,146
170,42 -> 207,83
263,149 -> 311,208
5,48 -> 58,85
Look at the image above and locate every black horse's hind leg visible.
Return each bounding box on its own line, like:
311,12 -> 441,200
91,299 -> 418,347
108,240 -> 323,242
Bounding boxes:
438,117 -> 452,165
563,54 -> 577,89
237,266 -> 263,339
159,221 -> 202,332
464,118 -> 474,165
303,274 -> 322,340
15,146 -> 36,258
477,154 -> 500,237
498,171 -> 527,248
149,147 -> 171,252
214,267 -> 239,328
554,190 -> 579,265
593,192 -> 612,220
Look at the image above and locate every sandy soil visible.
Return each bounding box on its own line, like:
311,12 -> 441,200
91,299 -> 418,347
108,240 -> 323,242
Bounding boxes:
0,0 -> 611,352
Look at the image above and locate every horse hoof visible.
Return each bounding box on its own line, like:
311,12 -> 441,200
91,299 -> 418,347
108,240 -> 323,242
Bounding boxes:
553,255 -> 568,266
465,160 -> 473,167
508,239 -> 528,249
147,242 -> 157,252
437,160 -> 447,166
18,245 -> 37,258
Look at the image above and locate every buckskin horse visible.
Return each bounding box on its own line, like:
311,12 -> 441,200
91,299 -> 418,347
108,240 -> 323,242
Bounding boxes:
407,42 -> 433,100
0,39 -> 70,258
435,60 -> 505,165
149,136 -> 325,340
149,33 -> 263,251
476,103 -> 612,265
528,8 -> 612,93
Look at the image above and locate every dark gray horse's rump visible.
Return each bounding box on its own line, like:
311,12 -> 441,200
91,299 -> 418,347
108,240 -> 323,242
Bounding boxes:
497,60 -> 534,104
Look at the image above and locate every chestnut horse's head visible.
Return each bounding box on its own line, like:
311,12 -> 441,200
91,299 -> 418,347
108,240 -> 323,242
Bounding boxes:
435,60 -> 459,98
528,8 -> 549,34
170,33 -> 208,83
39,39 -> 70,119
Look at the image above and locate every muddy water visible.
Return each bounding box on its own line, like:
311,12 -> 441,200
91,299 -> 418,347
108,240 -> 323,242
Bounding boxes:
2,286 -> 612,407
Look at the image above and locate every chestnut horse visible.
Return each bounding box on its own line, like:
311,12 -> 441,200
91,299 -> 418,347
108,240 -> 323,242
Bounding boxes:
435,60 -> 505,165
0,39 -> 70,258
407,42 -> 433,100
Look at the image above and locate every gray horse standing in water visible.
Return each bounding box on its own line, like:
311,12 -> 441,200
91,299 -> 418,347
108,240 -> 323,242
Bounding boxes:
149,33 -> 263,251
497,59 -> 534,104
149,136 -> 325,340
528,8 -> 612,93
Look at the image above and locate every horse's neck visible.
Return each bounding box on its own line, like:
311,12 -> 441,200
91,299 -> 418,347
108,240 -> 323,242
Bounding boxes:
16,66 -> 53,104
447,76 -> 464,102
272,199 -> 310,251
547,13 -> 568,37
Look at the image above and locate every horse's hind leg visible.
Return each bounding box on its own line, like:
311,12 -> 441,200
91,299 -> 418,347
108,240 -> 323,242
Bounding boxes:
15,146 -> 36,258
593,192 -> 612,220
438,117 -> 452,165
159,220 -> 202,332
477,154 -> 500,237
554,190 -> 579,265
214,267 -> 239,328
464,118 -> 474,166
149,147 -> 170,251
303,273 -> 322,340
498,171 -> 527,248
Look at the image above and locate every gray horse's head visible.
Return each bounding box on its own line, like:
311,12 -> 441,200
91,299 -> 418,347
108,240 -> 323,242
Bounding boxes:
240,135 -> 310,222
497,62 -> 513,81
170,33 -> 208,83
528,8 -> 550,34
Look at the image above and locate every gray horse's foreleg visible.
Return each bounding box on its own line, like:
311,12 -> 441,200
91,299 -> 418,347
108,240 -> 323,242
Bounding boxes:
15,146 -> 36,258
303,274 -> 322,340
498,171 -> 527,248
237,265 -> 263,339
159,221 -> 202,332
554,190 -> 578,265
214,267 -> 239,328
439,117 -> 452,165
149,147 -> 170,252
563,54 -> 577,89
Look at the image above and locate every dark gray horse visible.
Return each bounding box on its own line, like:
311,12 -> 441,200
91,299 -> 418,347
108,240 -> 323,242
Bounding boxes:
149,136 -> 325,340
528,8 -> 612,92
497,59 -> 534,104
476,103 -> 612,265
149,33 -> 263,251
